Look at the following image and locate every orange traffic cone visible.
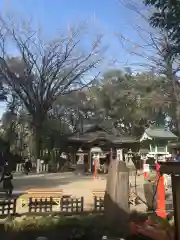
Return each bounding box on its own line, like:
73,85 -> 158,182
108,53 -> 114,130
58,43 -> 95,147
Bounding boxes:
156,163 -> 166,218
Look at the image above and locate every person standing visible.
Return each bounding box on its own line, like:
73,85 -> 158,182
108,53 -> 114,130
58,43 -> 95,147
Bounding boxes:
24,159 -> 32,175
0,161 -> 13,196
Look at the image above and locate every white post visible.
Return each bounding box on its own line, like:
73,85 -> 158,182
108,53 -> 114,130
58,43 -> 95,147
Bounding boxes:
16,164 -> 19,172
37,159 -> 40,173
89,152 -> 92,172
46,164 -> 49,172
40,163 -> 43,172
20,163 -> 23,172
117,149 -> 123,161
16,163 -> 23,172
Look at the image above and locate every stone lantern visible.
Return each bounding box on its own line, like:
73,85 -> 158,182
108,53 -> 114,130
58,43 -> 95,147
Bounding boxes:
90,147 -> 103,172
76,148 -> 85,175
126,149 -> 135,169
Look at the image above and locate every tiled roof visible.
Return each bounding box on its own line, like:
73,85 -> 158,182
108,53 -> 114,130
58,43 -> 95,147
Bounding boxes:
69,131 -> 138,144
145,126 -> 177,139
82,119 -> 116,134
69,120 -> 139,144
111,136 -> 139,144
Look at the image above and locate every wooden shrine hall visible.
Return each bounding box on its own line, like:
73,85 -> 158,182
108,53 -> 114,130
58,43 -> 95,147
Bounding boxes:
67,121 -> 139,172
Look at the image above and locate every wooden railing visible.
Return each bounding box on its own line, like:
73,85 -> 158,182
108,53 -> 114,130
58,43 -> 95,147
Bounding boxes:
0,190 -> 106,218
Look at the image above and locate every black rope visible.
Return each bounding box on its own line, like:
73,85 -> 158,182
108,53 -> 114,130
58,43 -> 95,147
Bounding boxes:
151,174 -> 161,211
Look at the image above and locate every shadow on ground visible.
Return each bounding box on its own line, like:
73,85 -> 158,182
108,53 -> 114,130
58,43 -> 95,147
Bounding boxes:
13,175 -> 96,191
104,191 -> 130,238
0,179 -> 75,198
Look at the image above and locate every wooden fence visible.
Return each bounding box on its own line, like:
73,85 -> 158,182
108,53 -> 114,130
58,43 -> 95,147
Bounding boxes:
0,193 -> 105,218
0,199 -> 16,217
60,195 -> 84,213
92,190 -> 105,212
94,196 -> 104,212
0,194 -> 173,218
28,195 -> 84,214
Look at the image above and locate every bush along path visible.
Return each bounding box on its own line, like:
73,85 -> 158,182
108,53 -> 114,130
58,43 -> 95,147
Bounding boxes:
1,214 -> 116,240
0,212 -> 175,240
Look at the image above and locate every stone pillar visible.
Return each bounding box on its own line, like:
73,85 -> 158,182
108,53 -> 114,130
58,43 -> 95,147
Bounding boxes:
45,164 -> 49,172
16,164 -> 19,172
88,151 -> 91,172
16,163 -> 24,172
36,159 -> 40,173
117,149 -> 123,161
76,153 -> 85,175
104,160 -> 129,237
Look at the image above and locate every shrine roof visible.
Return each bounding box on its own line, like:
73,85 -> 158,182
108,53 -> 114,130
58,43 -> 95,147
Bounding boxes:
111,136 -> 139,144
141,126 -> 178,141
82,119 -> 118,134
68,119 -> 140,144
69,129 -> 138,144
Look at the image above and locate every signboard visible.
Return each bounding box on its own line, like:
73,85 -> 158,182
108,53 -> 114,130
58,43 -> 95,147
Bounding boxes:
157,155 -> 166,162
143,163 -> 150,173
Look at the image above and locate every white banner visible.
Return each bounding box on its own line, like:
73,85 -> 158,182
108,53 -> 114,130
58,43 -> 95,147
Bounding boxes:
143,163 -> 150,173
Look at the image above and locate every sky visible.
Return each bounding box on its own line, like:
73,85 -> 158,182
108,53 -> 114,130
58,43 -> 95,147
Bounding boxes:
0,0 -> 149,116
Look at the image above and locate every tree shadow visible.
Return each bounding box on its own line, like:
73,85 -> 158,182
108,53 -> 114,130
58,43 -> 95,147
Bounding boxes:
104,191 -> 130,238
12,174 -> 87,191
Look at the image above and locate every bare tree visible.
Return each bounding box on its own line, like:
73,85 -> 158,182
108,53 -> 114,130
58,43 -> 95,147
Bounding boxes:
0,16 -> 104,157
117,0 -> 180,135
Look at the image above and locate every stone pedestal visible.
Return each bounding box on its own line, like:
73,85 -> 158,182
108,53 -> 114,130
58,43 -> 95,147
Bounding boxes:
76,164 -> 85,175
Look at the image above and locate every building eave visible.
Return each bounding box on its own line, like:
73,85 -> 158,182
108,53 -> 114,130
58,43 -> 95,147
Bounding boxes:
140,132 -> 152,142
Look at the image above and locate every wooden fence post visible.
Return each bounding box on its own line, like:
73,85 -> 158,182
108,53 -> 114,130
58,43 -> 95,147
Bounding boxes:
104,160 -> 129,237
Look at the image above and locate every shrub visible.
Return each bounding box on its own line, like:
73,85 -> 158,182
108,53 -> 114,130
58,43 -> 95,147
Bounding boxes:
5,214 -> 106,231
4,214 -> 108,240
5,215 -> 59,232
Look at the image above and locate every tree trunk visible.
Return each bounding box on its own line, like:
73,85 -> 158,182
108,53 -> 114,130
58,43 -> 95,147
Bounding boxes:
166,58 -> 180,135
33,125 -> 42,159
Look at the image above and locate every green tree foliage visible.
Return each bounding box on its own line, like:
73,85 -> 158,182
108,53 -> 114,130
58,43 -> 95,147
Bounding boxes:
144,0 -> 180,52
1,111 -> 17,147
58,68 -> 179,137
93,70 -> 168,136
61,69 -> 169,137
2,67 -> 180,157
41,118 -> 71,152
142,0 -> 180,135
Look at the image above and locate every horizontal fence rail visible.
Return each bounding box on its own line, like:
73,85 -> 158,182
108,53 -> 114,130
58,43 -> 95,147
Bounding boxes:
0,192 -> 105,217
0,190 -> 173,218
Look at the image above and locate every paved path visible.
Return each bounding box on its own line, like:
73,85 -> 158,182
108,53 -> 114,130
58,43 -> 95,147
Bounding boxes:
0,173 -> 106,198
13,172 -> 78,191
0,173 -> 157,213
0,173 -> 146,200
